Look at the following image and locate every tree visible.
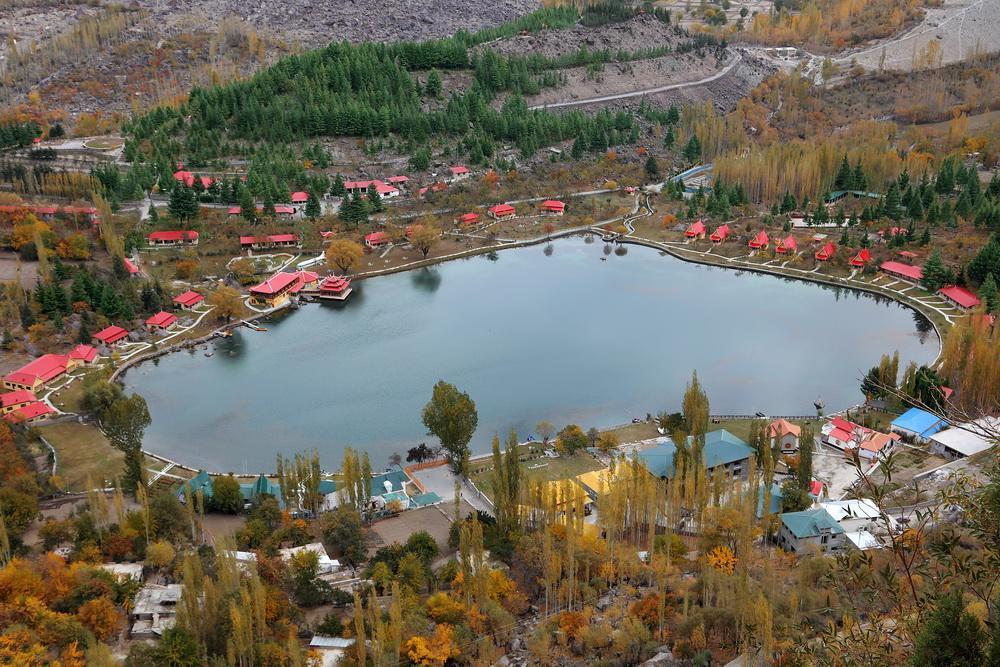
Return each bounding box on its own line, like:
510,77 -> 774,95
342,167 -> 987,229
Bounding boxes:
489,431 -> 522,540
330,173 -> 346,198
683,134 -> 701,163
921,249 -> 952,292
910,591 -> 985,666
410,225 -> 439,259
210,475 -> 242,513
321,505 -> 365,564
168,185 -> 197,222
422,381 -> 478,475
555,424 -> 588,454
980,273 -> 998,314
305,191 -> 321,220
103,394 -> 152,493
404,623 -> 461,667
76,597 -> 120,641
645,155 -> 659,179
425,69 -> 443,98
157,626 -> 203,667
682,370 -> 710,439
146,540 -> 176,572
779,478 -> 811,512
883,182 -> 902,221
207,286 -> 245,322
834,154 -> 852,190
535,420 -> 554,445
238,187 -> 257,224
325,239 -> 364,274
797,424 -> 814,488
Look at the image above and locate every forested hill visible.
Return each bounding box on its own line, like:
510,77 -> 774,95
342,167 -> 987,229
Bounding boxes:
121,5 -> 716,197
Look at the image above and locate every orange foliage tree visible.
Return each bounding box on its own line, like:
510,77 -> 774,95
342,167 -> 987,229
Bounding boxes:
404,623 -> 461,667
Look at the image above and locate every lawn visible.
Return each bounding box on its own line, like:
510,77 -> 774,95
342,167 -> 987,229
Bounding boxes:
603,421 -> 661,444
469,450 -> 604,491
38,422 -> 123,492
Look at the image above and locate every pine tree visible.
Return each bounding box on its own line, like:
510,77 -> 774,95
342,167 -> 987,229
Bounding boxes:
305,191 -> 321,220
920,227 -> 931,246
666,105 -> 679,125
908,190 -> 924,219
425,69 -> 442,98
883,182 -> 902,221
239,186 -> 257,224
663,126 -> 675,149
851,160 -> 866,191
834,154 -> 852,190
331,173 -> 346,198
148,203 -> 159,222
921,249 -> 951,291
979,273 -> 998,313
645,155 -> 660,179
682,134 -> 701,163
911,591 -> 985,666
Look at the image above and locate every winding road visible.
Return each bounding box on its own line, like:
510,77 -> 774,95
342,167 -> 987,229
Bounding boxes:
528,52 -> 744,110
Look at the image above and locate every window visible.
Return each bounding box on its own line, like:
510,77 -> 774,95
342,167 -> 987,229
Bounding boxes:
821,535 -> 828,544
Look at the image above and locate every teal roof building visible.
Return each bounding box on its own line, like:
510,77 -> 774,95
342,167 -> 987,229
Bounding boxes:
638,430 -> 755,479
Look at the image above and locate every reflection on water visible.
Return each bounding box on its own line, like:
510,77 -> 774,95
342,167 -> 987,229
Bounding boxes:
411,268 -> 442,293
127,237 -> 937,471
543,244 -> 554,256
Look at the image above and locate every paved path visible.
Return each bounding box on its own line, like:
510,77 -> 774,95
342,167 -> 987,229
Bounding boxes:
528,54 -> 743,110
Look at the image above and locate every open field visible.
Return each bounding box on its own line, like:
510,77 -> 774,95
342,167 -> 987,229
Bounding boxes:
37,421 -> 123,492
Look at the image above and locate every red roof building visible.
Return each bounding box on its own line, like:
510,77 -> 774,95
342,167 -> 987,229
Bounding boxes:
365,231 -> 390,248
458,213 -> 480,225
815,242 -> 836,261
319,275 -> 352,301
291,191 -> 309,203
3,354 -> 71,392
173,170 -> 195,187
3,401 -> 55,424
240,234 -> 300,249
898,250 -> 918,260
710,224 -> 730,243
488,204 -> 516,219
273,205 -> 295,216
249,272 -> 303,308
748,230 -> 769,249
685,220 -> 706,239
0,390 -> 36,415
228,206 -> 241,215
93,325 -> 129,347
173,291 -> 204,309
938,285 -> 980,309
540,200 -> 566,216
850,249 -> 872,267
418,182 -> 448,198
880,261 -> 923,282
146,311 -> 178,330
123,258 -> 140,275
68,345 -> 97,364
449,165 -> 470,178
387,175 -> 409,185
148,230 -> 199,246
296,270 -> 320,288
776,236 -> 797,254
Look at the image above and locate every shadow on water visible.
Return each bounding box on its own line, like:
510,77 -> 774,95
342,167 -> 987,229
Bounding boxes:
543,243 -> 554,256
411,268 -> 442,293
913,311 -> 934,343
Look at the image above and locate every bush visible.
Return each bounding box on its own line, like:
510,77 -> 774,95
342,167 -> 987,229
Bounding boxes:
315,612 -> 344,636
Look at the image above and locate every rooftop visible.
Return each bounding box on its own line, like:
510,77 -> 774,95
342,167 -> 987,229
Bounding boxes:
929,418 -> 999,457
891,408 -> 949,438
781,507 -> 844,539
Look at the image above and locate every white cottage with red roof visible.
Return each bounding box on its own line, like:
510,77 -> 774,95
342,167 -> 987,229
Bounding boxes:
93,325 -> 129,349
146,311 -> 178,332
488,204 -> 516,220
540,200 -> 566,216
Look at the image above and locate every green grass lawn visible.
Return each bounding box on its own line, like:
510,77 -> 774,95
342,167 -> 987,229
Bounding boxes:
38,422 -> 123,492
602,421 -> 660,444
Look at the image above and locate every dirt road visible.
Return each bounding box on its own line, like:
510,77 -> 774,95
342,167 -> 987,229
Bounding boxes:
528,52 -> 743,110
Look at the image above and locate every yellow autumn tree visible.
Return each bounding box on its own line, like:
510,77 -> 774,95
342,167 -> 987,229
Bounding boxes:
404,623 -> 461,667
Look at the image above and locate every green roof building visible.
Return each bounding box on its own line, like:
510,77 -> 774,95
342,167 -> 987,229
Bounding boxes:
778,507 -> 844,554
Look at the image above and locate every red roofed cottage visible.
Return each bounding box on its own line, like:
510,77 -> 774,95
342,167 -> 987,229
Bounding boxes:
540,200 -> 566,216
148,230 -> 199,247
938,285 -> 980,309
93,325 -> 129,348
146,311 -> 178,332
488,204 -> 516,220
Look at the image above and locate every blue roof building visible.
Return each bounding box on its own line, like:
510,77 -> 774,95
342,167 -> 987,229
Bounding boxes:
370,469 -> 410,496
638,430 -> 755,480
890,408 -> 949,442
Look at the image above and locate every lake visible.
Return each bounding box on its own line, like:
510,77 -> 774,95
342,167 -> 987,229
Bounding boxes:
124,236 -> 937,472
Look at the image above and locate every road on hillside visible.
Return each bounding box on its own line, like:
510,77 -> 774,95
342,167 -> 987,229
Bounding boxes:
527,53 -> 743,110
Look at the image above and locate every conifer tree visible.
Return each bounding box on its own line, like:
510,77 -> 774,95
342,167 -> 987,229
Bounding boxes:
834,154 -> 852,190
979,273 -> 998,313
305,191 -> 321,220
682,134 -> 701,163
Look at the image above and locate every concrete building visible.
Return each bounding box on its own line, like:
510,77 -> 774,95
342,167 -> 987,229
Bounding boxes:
777,507 -> 844,554
130,584 -> 182,638
928,418 -> 998,459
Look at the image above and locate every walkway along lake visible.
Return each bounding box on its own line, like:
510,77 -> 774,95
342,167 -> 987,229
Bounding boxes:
123,236 -> 938,472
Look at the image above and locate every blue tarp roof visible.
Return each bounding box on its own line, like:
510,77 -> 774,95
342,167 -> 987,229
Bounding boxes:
891,408 -> 949,438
